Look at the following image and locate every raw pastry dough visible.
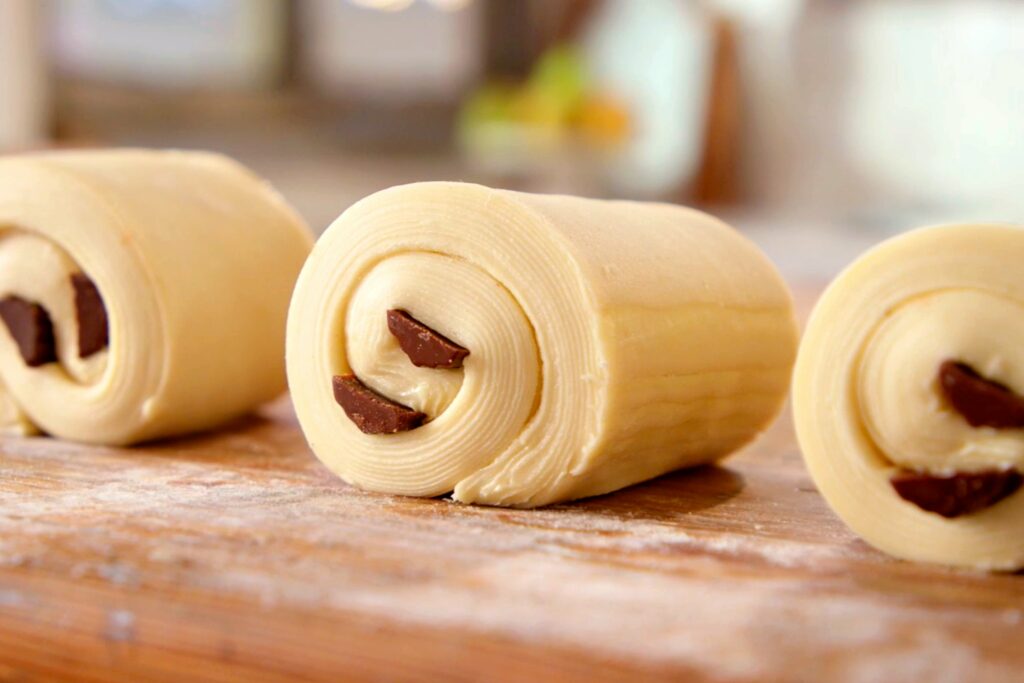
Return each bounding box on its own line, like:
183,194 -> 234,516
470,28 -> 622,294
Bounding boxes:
793,224 -> 1024,570
0,149 -> 312,444
287,182 -> 797,507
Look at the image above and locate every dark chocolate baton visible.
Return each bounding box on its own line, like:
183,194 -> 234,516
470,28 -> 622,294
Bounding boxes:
71,273 -> 109,358
333,374 -> 426,435
387,309 -> 469,369
0,296 -> 57,366
891,469 -> 1023,518
938,360 -> 1024,429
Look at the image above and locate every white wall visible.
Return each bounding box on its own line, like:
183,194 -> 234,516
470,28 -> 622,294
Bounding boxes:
300,0 -> 483,101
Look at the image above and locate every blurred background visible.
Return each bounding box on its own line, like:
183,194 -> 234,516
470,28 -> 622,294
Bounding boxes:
1,0 -> 1022,282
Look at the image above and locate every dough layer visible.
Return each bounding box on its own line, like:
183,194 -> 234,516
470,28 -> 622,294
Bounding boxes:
793,224 -> 1024,570
287,182 -> 797,507
0,149 -> 313,444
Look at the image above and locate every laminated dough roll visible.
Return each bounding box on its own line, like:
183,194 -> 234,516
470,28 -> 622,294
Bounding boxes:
0,149 -> 312,445
287,182 -> 798,507
794,224 -> 1024,570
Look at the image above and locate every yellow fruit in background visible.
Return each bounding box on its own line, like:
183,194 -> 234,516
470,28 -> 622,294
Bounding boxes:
577,94 -> 631,146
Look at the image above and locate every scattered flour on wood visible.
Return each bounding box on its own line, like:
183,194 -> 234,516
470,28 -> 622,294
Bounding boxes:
0,438 -> 1017,681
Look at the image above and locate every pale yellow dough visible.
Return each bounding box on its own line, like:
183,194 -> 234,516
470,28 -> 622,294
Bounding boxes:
0,149 -> 313,445
287,182 -> 797,507
793,224 -> 1024,570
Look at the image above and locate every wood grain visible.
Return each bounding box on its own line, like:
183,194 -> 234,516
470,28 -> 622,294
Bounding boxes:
1,381 -> 1022,681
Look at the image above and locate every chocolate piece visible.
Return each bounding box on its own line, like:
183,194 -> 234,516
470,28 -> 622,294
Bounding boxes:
938,360 -> 1024,429
387,309 -> 470,369
71,273 -> 109,358
891,469 -> 1023,518
0,296 -> 57,366
332,374 -> 426,434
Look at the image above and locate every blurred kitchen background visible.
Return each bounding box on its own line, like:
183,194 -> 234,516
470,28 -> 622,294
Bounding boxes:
1,0 -> 1022,282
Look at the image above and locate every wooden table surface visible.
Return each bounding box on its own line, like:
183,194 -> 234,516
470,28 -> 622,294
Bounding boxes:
1,355 -> 1023,680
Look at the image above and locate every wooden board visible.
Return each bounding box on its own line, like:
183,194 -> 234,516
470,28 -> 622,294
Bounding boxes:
1,382 -> 1023,681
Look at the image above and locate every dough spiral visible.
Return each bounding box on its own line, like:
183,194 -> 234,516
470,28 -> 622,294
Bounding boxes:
288,182 -> 797,507
793,224 -> 1024,570
0,149 -> 312,445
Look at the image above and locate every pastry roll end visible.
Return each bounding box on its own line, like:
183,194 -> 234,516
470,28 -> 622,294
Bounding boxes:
0,149 -> 313,445
794,224 -> 1024,570
288,182 -> 797,507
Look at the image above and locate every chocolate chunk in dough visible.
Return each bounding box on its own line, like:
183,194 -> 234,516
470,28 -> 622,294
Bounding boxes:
333,374 -> 426,434
891,469 -> 1023,518
71,273 -> 109,358
0,296 -> 57,367
938,360 -> 1024,429
387,309 -> 469,369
